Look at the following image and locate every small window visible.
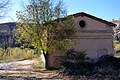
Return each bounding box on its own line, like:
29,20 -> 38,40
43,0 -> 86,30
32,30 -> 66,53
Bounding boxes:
79,20 -> 86,28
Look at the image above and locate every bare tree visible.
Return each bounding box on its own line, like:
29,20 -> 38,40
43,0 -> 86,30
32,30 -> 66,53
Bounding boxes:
0,0 -> 10,17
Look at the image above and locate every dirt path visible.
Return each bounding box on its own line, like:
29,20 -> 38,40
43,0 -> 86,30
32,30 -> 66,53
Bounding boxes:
0,59 -> 59,79
0,59 -> 35,70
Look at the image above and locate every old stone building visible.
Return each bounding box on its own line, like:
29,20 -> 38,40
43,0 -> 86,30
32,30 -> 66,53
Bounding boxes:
48,12 -> 116,67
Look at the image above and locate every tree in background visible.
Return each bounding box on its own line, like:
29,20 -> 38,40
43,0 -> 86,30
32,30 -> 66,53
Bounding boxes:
0,0 -> 10,17
15,0 -> 77,69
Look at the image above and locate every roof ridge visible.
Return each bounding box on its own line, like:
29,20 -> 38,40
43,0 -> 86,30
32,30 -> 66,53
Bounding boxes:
71,12 -> 116,26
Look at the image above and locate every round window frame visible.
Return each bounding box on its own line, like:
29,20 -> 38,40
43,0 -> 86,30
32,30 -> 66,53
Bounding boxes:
79,20 -> 86,28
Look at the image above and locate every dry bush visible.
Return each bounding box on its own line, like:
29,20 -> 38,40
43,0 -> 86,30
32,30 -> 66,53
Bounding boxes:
0,48 -> 35,62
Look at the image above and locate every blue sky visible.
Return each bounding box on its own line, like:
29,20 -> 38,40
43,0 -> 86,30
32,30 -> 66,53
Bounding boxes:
1,0 -> 120,23
64,0 -> 120,21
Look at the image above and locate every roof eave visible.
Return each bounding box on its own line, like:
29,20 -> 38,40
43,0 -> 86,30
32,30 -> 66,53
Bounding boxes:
72,12 -> 117,27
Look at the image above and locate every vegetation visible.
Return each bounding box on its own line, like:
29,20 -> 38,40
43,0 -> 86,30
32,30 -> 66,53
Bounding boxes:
114,40 -> 120,57
15,0 -> 77,69
60,50 -> 120,79
60,49 -> 89,75
114,40 -> 119,48
32,57 -> 44,69
0,48 -> 35,62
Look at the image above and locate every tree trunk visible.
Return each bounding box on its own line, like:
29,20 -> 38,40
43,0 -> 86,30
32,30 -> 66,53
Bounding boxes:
43,50 -> 50,70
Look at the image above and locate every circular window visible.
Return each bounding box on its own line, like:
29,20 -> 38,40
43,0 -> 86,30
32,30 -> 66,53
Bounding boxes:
79,20 -> 86,28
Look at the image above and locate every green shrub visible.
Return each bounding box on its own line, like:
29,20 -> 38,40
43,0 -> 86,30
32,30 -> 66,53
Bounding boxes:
115,44 -> 120,50
65,49 -> 87,61
115,44 -> 120,57
60,49 -> 90,75
115,50 -> 120,53
114,40 -> 119,48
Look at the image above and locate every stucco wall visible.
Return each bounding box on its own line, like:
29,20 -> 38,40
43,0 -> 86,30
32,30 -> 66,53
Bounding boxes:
74,16 -> 114,58
75,16 -> 112,31
74,38 -> 113,59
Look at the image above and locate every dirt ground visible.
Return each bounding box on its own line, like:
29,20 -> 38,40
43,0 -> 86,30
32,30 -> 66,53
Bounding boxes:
0,59 -> 61,79
1,59 -> 116,80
